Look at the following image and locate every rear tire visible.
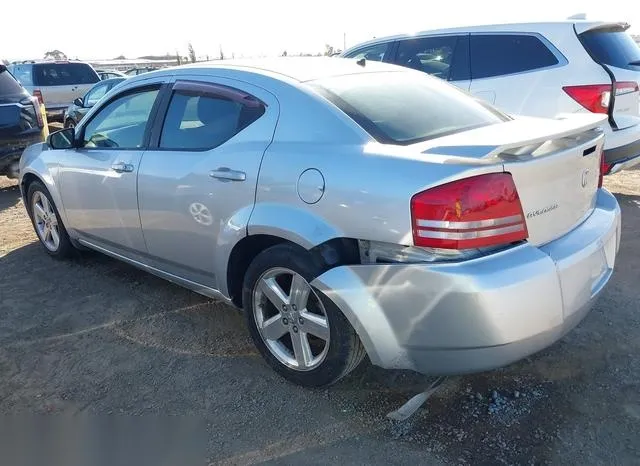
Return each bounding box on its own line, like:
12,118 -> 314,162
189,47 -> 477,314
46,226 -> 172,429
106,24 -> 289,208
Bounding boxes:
243,243 -> 365,387
27,181 -> 74,259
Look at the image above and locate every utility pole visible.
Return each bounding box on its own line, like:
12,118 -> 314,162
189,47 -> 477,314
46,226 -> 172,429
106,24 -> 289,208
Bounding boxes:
343,32 -> 346,51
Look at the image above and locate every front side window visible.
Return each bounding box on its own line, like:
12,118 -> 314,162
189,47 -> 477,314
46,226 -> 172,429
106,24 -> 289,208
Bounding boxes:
33,63 -> 99,86
159,88 -> 265,150
309,71 -> 508,145
395,36 -> 459,80
82,88 -> 159,149
344,42 -> 391,62
470,34 -> 559,79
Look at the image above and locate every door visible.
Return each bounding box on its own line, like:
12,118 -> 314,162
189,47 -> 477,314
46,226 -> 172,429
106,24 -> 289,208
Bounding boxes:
137,77 -> 278,287
393,34 -> 471,91
58,84 -> 163,258
468,33 -> 565,111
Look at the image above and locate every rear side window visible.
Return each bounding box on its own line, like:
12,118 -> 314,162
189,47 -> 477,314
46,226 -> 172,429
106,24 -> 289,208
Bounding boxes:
395,36 -> 460,80
0,68 -> 25,96
344,42 -> 391,62
8,65 -> 34,86
470,34 -> 559,79
33,63 -> 99,86
309,71 -> 508,145
580,28 -> 640,71
159,88 -> 265,150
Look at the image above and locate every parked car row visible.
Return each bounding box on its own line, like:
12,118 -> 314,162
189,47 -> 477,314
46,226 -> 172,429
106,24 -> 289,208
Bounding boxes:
5,61 -> 159,123
341,19 -> 640,174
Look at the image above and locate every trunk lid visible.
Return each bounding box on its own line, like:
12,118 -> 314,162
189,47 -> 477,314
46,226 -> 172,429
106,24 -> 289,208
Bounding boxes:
416,114 -> 607,246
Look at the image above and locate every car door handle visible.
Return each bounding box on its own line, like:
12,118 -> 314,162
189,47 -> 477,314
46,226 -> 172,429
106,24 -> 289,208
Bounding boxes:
111,162 -> 134,173
209,167 -> 246,182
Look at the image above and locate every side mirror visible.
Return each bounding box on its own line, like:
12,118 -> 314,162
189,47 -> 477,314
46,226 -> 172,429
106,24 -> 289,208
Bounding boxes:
47,128 -> 77,150
74,97 -> 84,107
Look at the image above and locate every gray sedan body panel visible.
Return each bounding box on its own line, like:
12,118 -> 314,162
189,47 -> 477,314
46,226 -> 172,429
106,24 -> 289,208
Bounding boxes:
19,58 -> 621,376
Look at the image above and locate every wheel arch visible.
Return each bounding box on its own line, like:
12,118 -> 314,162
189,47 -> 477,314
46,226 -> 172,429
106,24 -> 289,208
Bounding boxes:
225,234 -> 360,308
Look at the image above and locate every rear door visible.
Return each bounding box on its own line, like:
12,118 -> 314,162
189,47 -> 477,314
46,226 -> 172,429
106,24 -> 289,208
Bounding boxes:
393,34 -> 470,90
578,24 -> 640,130
32,62 -> 100,107
469,33 -> 564,110
137,77 -> 278,288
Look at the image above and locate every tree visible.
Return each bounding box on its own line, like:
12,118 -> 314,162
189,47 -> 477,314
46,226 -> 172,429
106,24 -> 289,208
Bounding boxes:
324,44 -> 334,56
281,50 -> 288,57
219,45 -> 225,60
114,55 -> 126,60
188,42 -> 196,63
44,50 -> 67,60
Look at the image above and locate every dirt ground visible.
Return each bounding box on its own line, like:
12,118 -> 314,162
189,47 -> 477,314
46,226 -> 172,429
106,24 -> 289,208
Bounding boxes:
1,171 -> 639,465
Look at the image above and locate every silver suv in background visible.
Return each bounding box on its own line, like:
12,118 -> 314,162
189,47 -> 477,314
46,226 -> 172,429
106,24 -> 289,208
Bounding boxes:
8,60 -> 100,122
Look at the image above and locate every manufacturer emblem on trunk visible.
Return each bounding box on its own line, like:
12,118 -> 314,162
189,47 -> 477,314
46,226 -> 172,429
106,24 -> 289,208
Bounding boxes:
581,169 -> 590,188
526,204 -> 559,219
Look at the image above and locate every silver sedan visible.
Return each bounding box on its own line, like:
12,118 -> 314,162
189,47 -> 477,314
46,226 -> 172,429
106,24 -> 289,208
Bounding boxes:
19,58 -> 621,387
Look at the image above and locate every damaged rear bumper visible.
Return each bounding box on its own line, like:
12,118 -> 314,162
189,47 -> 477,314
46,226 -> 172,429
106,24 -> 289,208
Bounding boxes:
311,189 -> 621,375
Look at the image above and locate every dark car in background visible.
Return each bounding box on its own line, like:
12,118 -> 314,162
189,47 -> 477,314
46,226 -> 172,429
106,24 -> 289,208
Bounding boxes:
8,60 -> 100,122
64,77 -> 126,128
0,65 -> 46,178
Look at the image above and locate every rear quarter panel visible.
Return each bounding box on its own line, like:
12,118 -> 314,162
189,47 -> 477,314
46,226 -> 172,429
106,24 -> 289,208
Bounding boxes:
252,83 -> 505,248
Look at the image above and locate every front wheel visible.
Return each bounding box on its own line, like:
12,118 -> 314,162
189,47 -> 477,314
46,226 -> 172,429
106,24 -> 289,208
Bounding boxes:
243,243 -> 366,387
27,181 -> 75,259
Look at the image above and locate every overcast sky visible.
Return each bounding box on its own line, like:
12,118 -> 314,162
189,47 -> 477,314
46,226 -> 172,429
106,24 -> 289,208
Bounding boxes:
2,0 -> 639,61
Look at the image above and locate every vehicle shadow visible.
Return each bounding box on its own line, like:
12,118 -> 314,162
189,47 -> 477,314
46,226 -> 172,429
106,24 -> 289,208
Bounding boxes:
0,180 -> 21,212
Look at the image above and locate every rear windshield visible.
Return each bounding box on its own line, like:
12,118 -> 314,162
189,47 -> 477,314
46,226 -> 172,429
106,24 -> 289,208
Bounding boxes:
33,63 -> 100,86
0,68 -> 25,97
309,71 -> 508,145
580,28 -> 640,71
8,65 -> 34,86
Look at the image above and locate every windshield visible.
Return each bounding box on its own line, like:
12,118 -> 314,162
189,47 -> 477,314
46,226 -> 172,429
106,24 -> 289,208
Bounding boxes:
580,27 -> 640,71
308,71 -> 508,145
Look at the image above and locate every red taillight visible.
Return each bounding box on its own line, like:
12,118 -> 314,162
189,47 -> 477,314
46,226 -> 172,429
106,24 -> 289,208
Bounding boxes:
411,173 -> 528,250
32,89 -> 44,104
599,149 -> 607,187
563,84 -> 611,114
615,81 -> 640,96
563,82 -> 639,114
30,96 -> 44,128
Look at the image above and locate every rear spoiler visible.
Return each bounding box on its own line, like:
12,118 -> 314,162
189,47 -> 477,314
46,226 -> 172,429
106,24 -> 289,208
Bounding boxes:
573,21 -> 630,35
420,114 -> 607,161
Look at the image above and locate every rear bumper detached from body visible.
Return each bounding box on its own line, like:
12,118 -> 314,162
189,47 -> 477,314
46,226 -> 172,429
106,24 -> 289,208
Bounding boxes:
604,136 -> 640,174
603,125 -> 640,174
311,189 -> 621,375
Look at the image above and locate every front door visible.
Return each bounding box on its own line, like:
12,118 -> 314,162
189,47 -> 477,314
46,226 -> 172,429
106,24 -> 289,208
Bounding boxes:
137,77 -> 279,288
58,85 -> 163,258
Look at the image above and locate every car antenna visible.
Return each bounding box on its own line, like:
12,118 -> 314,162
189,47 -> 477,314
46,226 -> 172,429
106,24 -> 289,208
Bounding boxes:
356,58 -> 366,67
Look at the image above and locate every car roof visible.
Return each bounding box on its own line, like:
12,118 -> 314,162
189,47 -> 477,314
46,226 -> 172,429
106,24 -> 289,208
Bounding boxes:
168,57 -> 403,82
342,20 -> 629,53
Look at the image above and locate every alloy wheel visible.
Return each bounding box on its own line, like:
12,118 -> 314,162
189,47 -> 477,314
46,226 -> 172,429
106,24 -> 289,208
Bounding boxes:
32,191 -> 60,252
253,267 -> 330,371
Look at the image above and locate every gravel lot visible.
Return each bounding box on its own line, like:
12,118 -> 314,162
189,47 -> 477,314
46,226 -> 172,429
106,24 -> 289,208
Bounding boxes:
1,171 -> 639,465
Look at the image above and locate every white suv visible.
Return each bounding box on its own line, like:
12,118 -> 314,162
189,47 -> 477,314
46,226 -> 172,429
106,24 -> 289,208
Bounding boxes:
341,20 -> 640,174
8,60 -> 100,122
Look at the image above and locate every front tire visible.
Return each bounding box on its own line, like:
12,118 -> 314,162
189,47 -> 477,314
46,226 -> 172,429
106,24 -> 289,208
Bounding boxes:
27,181 -> 74,259
243,243 -> 365,387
